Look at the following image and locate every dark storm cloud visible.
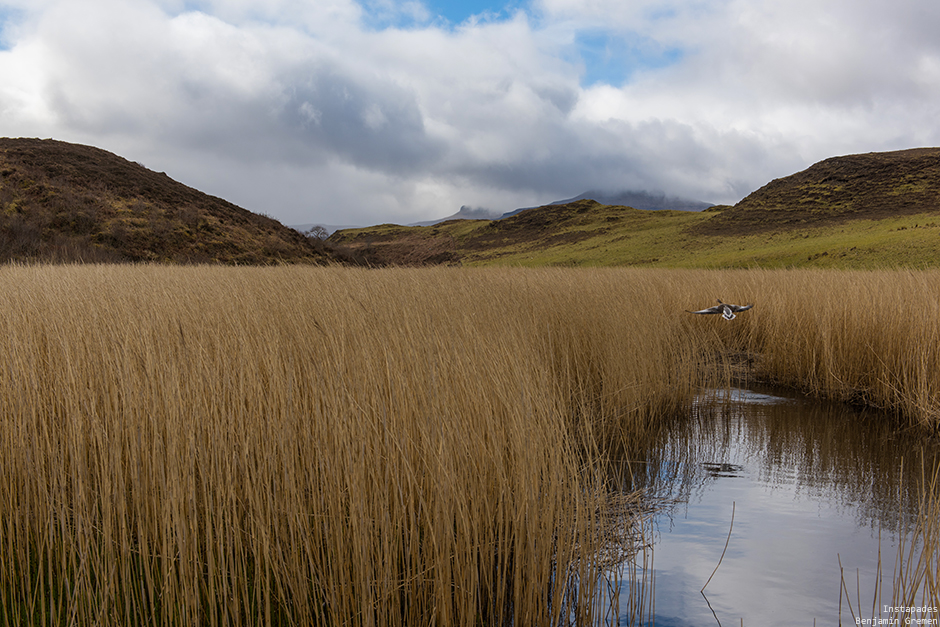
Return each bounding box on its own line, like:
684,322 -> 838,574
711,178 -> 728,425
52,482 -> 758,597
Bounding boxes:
278,66 -> 444,174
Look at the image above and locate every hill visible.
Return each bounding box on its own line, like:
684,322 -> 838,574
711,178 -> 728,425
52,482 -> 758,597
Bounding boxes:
408,205 -> 503,227
500,190 -> 712,218
329,148 -> 940,268
402,190 -> 712,228
0,138 -> 345,264
328,199 -> 713,266
697,148 -> 940,234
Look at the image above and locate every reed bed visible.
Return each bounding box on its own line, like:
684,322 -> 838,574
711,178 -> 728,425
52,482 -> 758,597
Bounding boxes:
0,265 -> 715,626
685,268 -> 940,431
1,265 -> 938,626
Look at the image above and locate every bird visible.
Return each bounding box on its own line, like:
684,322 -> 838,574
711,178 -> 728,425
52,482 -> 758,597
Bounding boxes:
687,299 -> 753,320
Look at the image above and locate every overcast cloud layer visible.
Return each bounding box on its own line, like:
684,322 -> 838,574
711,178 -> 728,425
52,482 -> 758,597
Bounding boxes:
1,0 -> 939,226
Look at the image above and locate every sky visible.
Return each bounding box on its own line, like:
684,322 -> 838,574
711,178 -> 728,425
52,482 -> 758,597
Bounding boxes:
0,0 -> 939,227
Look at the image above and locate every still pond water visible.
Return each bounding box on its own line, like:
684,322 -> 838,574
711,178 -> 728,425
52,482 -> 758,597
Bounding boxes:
609,384 -> 939,626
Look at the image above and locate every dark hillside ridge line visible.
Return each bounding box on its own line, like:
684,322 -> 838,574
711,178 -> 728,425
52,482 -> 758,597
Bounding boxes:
463,199 -> 611,252
696,147 -> 940,235
407,190 -> 711,228
0,138 -> 354,264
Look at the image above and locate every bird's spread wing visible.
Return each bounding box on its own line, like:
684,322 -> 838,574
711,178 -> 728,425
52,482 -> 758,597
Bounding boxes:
688,301 -> 753,316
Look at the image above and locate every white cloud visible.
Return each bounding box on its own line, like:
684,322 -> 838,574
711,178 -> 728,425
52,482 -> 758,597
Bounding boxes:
0,0 -> 938,226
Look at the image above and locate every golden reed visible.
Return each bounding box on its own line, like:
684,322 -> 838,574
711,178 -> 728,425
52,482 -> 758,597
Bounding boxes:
0,265 -> 937,625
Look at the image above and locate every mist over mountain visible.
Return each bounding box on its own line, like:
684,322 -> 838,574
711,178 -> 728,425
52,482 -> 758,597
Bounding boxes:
409,205 -> 503,227
406,191 -> 713,228
500,190 -> 713,218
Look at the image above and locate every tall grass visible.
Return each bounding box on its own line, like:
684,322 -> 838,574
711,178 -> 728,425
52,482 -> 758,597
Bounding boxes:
0,265 -> 716,626
1,265 -> 938,626
688,268 -> 940,431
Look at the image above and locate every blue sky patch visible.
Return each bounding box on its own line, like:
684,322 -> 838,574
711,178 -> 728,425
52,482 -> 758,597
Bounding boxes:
361,1 -> 685,87
576,30 -> 683,87
423,0 -> 522,25
0,6 -> 22,51
362,0 -> 524,30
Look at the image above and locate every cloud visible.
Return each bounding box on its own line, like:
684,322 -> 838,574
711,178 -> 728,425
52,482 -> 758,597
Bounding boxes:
0,0 -> 938,225
276,63 -> 444,173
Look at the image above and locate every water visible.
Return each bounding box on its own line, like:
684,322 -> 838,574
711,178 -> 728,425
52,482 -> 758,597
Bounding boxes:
612,384 -> 939,626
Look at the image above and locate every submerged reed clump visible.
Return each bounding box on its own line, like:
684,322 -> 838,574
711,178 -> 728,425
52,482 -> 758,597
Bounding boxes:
891,457 -> 940,620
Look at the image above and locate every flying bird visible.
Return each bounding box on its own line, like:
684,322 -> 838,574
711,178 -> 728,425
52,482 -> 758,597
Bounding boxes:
687,299 -> 753,320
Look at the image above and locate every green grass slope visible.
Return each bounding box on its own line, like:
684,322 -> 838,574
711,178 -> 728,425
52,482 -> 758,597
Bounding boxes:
0,138 -> 340,264
331,148 -> 940,268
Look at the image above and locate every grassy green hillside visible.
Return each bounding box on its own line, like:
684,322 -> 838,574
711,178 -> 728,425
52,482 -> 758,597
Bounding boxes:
329,200 -> 940,268
330,148 -> 940,268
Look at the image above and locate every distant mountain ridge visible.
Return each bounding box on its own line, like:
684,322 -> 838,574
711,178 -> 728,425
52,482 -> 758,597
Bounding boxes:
406,190 -> 713,228
501,190 -> 713,218
0,138 -> 343,264
409,205 -> 503,227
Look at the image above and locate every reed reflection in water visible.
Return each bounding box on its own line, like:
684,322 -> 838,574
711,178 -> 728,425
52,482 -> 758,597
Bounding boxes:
614,385 -> 940,626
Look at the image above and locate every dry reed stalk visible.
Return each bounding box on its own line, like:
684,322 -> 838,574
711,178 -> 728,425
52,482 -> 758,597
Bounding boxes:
688,268 -> 940,431
891,457 -> 940,619
1,265 -> 705,626
3,265 -> 937,626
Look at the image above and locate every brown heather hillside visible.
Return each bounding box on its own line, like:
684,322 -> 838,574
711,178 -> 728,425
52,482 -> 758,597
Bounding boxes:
0,138 -> 353,264
696,147 -> 940,235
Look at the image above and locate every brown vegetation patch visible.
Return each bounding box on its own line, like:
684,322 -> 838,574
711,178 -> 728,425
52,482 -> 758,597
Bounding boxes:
460,199 -> 609,251
696,148 -> 940,235
330,229 -> 459,265
0,138 -> 352,264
